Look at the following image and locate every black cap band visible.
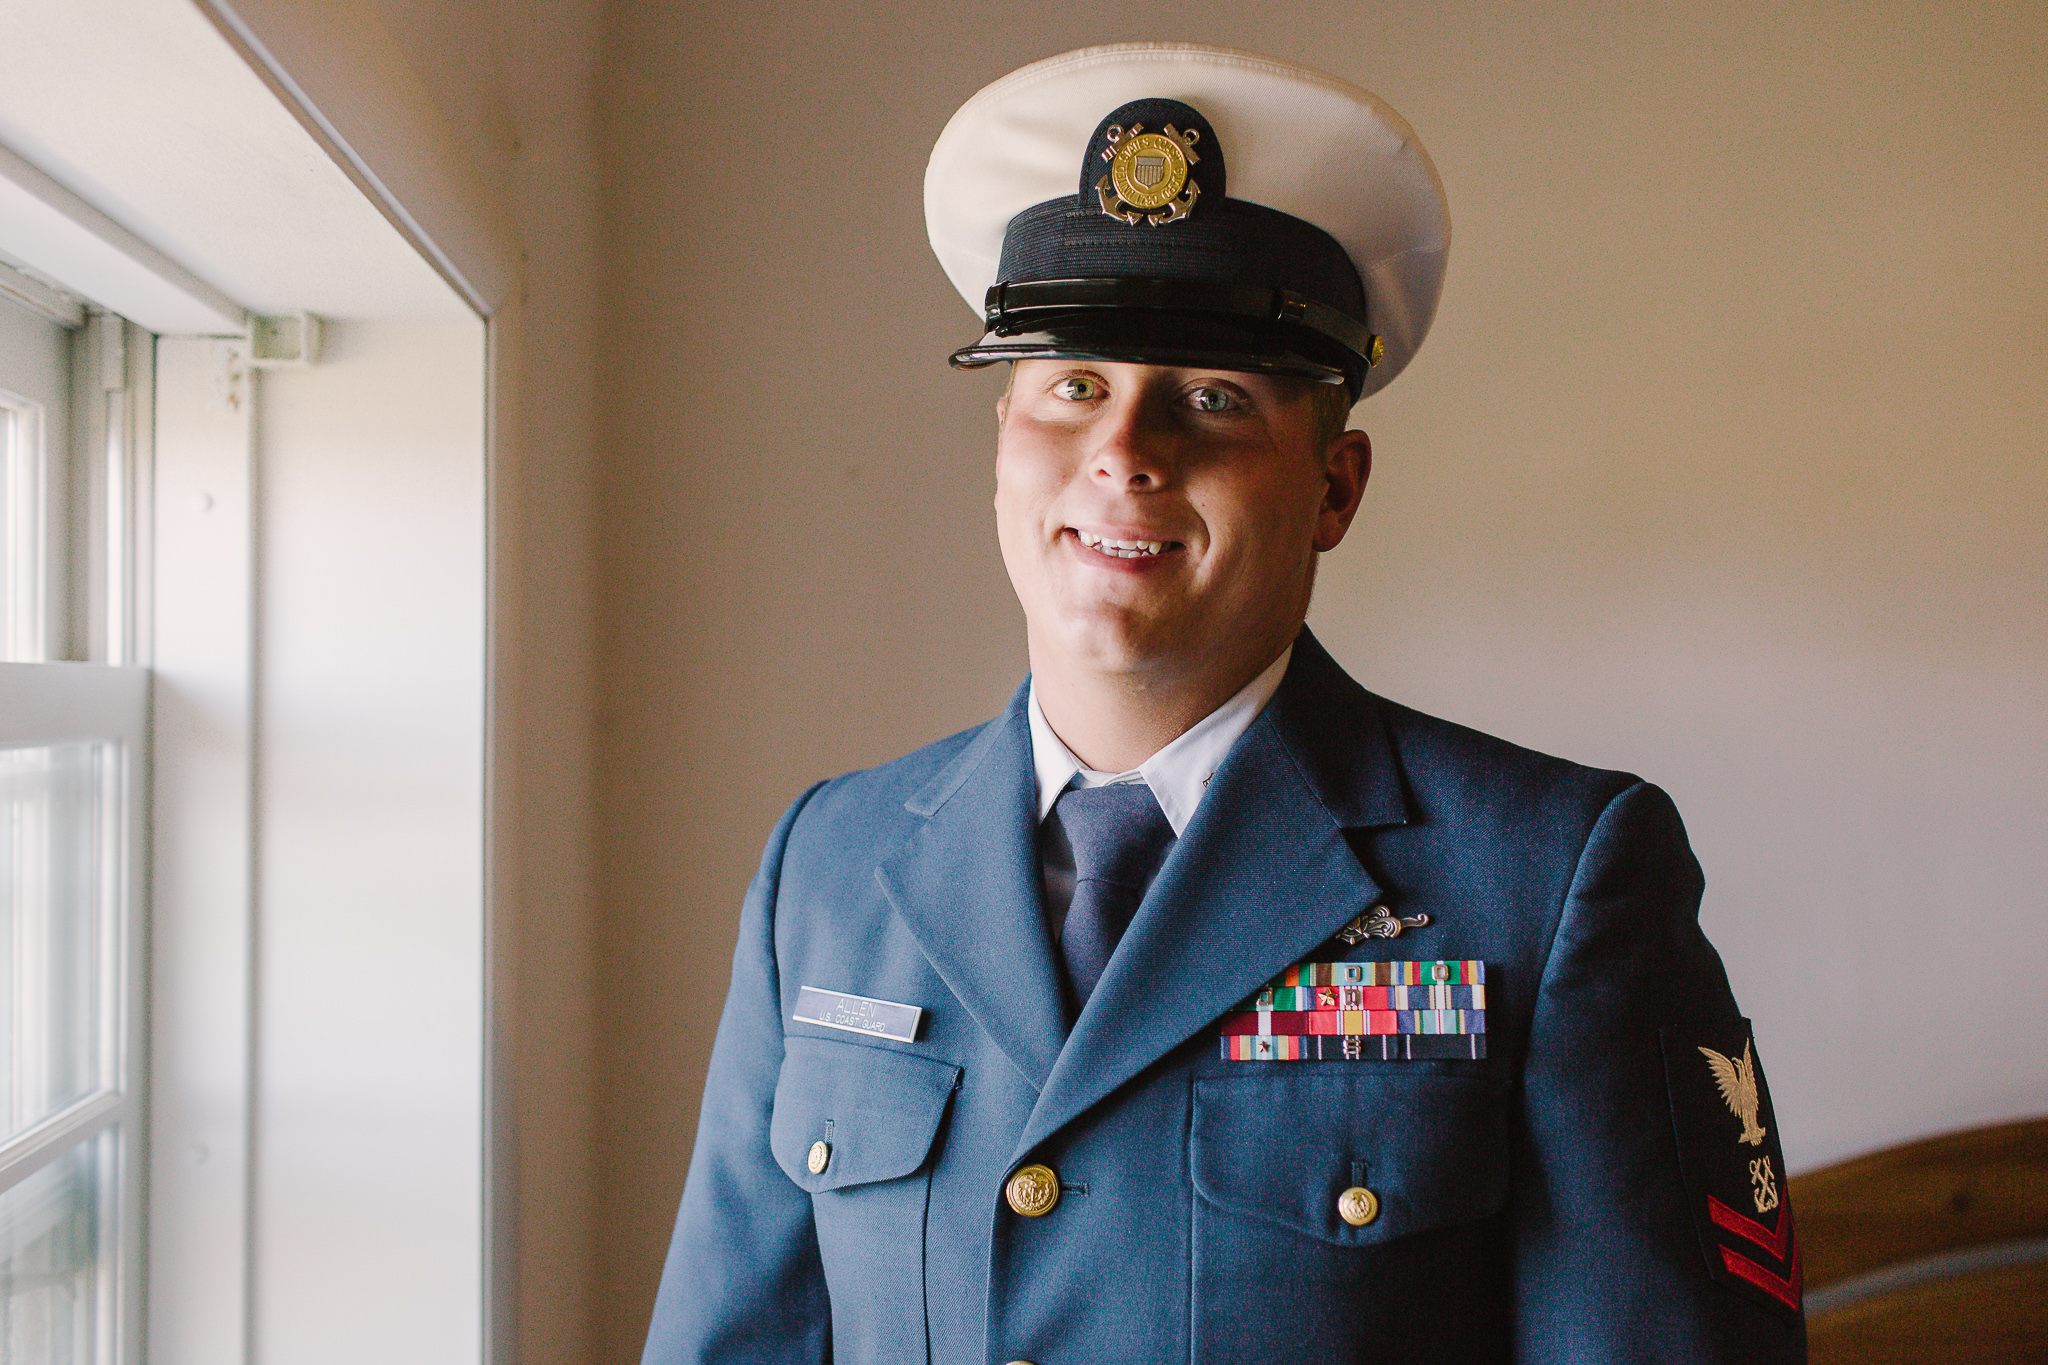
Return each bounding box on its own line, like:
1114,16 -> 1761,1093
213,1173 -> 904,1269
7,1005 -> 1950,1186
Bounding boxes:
959,97 -> 1381,398
997,194 -> 1367,327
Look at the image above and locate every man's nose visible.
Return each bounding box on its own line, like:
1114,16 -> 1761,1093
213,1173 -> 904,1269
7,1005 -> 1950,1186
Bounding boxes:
1087,396 -> 1176,490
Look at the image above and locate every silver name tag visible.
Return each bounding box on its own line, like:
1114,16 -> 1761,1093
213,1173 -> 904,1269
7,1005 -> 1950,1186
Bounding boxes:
792,986 -> 923,1043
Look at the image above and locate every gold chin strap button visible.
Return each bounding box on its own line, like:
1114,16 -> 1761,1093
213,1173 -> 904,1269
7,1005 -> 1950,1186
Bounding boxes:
806,1140 -> 831,1175
1005,1164 -> 1061,1217
1337,1185 -> 1380,1227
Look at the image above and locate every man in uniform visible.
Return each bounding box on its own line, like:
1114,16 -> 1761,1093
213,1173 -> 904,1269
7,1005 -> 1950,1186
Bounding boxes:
642,43 -> 1805,1365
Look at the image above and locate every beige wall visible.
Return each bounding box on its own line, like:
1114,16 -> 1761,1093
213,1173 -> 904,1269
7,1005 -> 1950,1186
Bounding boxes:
265,0 -> 2047,1358
369,10 -> 609,1360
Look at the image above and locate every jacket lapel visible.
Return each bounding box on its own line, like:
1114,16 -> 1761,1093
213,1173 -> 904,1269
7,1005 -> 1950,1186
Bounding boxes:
874,685 -> 1069,1091
1015,632 -> 1409,1158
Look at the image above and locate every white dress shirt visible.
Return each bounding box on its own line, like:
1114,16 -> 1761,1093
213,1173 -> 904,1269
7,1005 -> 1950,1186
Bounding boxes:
1028,645 -> 1292,932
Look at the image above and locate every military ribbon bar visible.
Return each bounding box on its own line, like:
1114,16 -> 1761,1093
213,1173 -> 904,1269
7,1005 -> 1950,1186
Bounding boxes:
1272,958 -> 1483,988
1220,960 -> 1489,1061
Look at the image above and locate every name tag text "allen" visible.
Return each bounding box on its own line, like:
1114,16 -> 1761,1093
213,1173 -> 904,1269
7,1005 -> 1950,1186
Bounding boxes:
792,986 -> 923,1043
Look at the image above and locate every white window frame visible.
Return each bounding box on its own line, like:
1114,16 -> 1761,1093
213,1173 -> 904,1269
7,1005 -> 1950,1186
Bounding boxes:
145,333 -> 253,1363
1,383 -> 48,661
0,658 -> 149,1365
0,283 -> 148,1365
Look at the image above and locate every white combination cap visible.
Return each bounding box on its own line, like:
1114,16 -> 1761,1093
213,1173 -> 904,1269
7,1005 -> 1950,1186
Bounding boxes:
926,43 -> 1450,401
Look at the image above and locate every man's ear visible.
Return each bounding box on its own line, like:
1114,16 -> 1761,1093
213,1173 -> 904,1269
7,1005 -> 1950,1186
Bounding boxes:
1313,429 -> 1371,553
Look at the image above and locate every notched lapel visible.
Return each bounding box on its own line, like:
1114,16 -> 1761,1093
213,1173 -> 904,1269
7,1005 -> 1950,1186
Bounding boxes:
874,691 -> 1068,1091
1264,629 -> 1409,831
1017,634 -> 1410,1158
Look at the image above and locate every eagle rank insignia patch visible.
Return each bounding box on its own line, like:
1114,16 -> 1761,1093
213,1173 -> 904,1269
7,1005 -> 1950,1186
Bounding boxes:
1661,1021 -> 1801,1317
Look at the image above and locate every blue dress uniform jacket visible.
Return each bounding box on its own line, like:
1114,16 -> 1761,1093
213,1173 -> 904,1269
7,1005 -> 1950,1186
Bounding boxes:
642,632 -> 1806,1364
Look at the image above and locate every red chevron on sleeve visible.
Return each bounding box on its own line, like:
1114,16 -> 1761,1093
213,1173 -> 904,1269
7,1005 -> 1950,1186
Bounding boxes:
1707,1196 -> 1793,1259
1706,1197 -> 1801,1309
1719,1244 -> 1802,1310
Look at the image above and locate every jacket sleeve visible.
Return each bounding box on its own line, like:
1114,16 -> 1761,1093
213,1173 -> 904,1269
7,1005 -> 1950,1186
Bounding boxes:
642,783 -> 832,1365
1512,780 -> 1806,1362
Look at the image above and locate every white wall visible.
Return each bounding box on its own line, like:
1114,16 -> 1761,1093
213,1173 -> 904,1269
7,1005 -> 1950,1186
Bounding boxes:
590,0 -> 2047,1341
251,319 -> 485,1364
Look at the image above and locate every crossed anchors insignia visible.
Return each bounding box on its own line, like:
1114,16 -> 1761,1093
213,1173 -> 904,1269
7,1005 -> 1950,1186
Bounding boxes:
1698,1039 -> 1769,1146
1749,1154 -> 1781,1214
1336,904 -> 1431,944
1096,123 -> 1202,226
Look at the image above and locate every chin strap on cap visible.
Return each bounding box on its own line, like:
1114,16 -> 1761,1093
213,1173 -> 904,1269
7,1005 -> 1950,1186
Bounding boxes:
983,278 -> 1383,374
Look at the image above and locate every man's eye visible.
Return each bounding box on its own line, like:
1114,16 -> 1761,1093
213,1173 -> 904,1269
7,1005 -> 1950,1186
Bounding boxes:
1052,376 -> 1102,401
1187,386 -> 1237,412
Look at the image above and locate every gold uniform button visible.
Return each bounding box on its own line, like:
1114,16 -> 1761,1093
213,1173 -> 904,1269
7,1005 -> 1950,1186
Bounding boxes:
807,1140 -> 831,1175
1004,1163 -> 1061,1217
1337,1185 -> 1380,1227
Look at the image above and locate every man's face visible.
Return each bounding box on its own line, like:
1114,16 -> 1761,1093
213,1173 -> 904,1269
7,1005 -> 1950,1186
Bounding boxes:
994,359 -> 1369,689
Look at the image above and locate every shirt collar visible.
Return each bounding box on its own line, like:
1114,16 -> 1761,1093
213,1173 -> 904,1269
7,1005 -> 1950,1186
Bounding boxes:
1026,644 -> 1293,837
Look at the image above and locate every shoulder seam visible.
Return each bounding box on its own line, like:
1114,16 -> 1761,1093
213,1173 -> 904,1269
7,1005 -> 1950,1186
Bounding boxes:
1526,775 -> 1649,1076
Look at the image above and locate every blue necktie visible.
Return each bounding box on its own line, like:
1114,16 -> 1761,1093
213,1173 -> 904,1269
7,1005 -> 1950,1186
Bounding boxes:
1050,782 -> 1176,1009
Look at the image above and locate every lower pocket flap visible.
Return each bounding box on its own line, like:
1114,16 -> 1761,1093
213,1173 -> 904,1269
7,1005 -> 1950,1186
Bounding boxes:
770,1035 -> 962,1192
1192,1071 -> 1508,1245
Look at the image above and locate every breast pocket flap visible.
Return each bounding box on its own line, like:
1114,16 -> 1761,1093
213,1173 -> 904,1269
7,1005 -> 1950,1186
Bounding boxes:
770,1035 -> 961,1193
1192,1071 -> 1508,1246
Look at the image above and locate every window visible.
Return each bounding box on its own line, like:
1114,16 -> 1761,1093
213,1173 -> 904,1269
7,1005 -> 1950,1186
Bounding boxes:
0,291 -> 147,1364
2,385 -> 47,659
1,291 -> 60,664
0,743 -> 125,1358
2,5 -> 493,1356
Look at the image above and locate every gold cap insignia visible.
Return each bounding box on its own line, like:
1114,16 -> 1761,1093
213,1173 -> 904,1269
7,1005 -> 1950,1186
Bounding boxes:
1095,123 -> 1202,226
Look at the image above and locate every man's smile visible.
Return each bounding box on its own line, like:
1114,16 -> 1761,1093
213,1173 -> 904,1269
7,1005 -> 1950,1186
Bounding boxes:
1070,527 -> 1184,560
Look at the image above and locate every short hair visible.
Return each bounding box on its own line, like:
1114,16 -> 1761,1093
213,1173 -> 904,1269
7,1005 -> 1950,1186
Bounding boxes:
1306,381 -> 1354,455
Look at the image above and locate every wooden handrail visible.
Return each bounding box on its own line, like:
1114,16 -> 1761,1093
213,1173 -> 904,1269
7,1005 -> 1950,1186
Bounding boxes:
1790,1114 -> 2048,1291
